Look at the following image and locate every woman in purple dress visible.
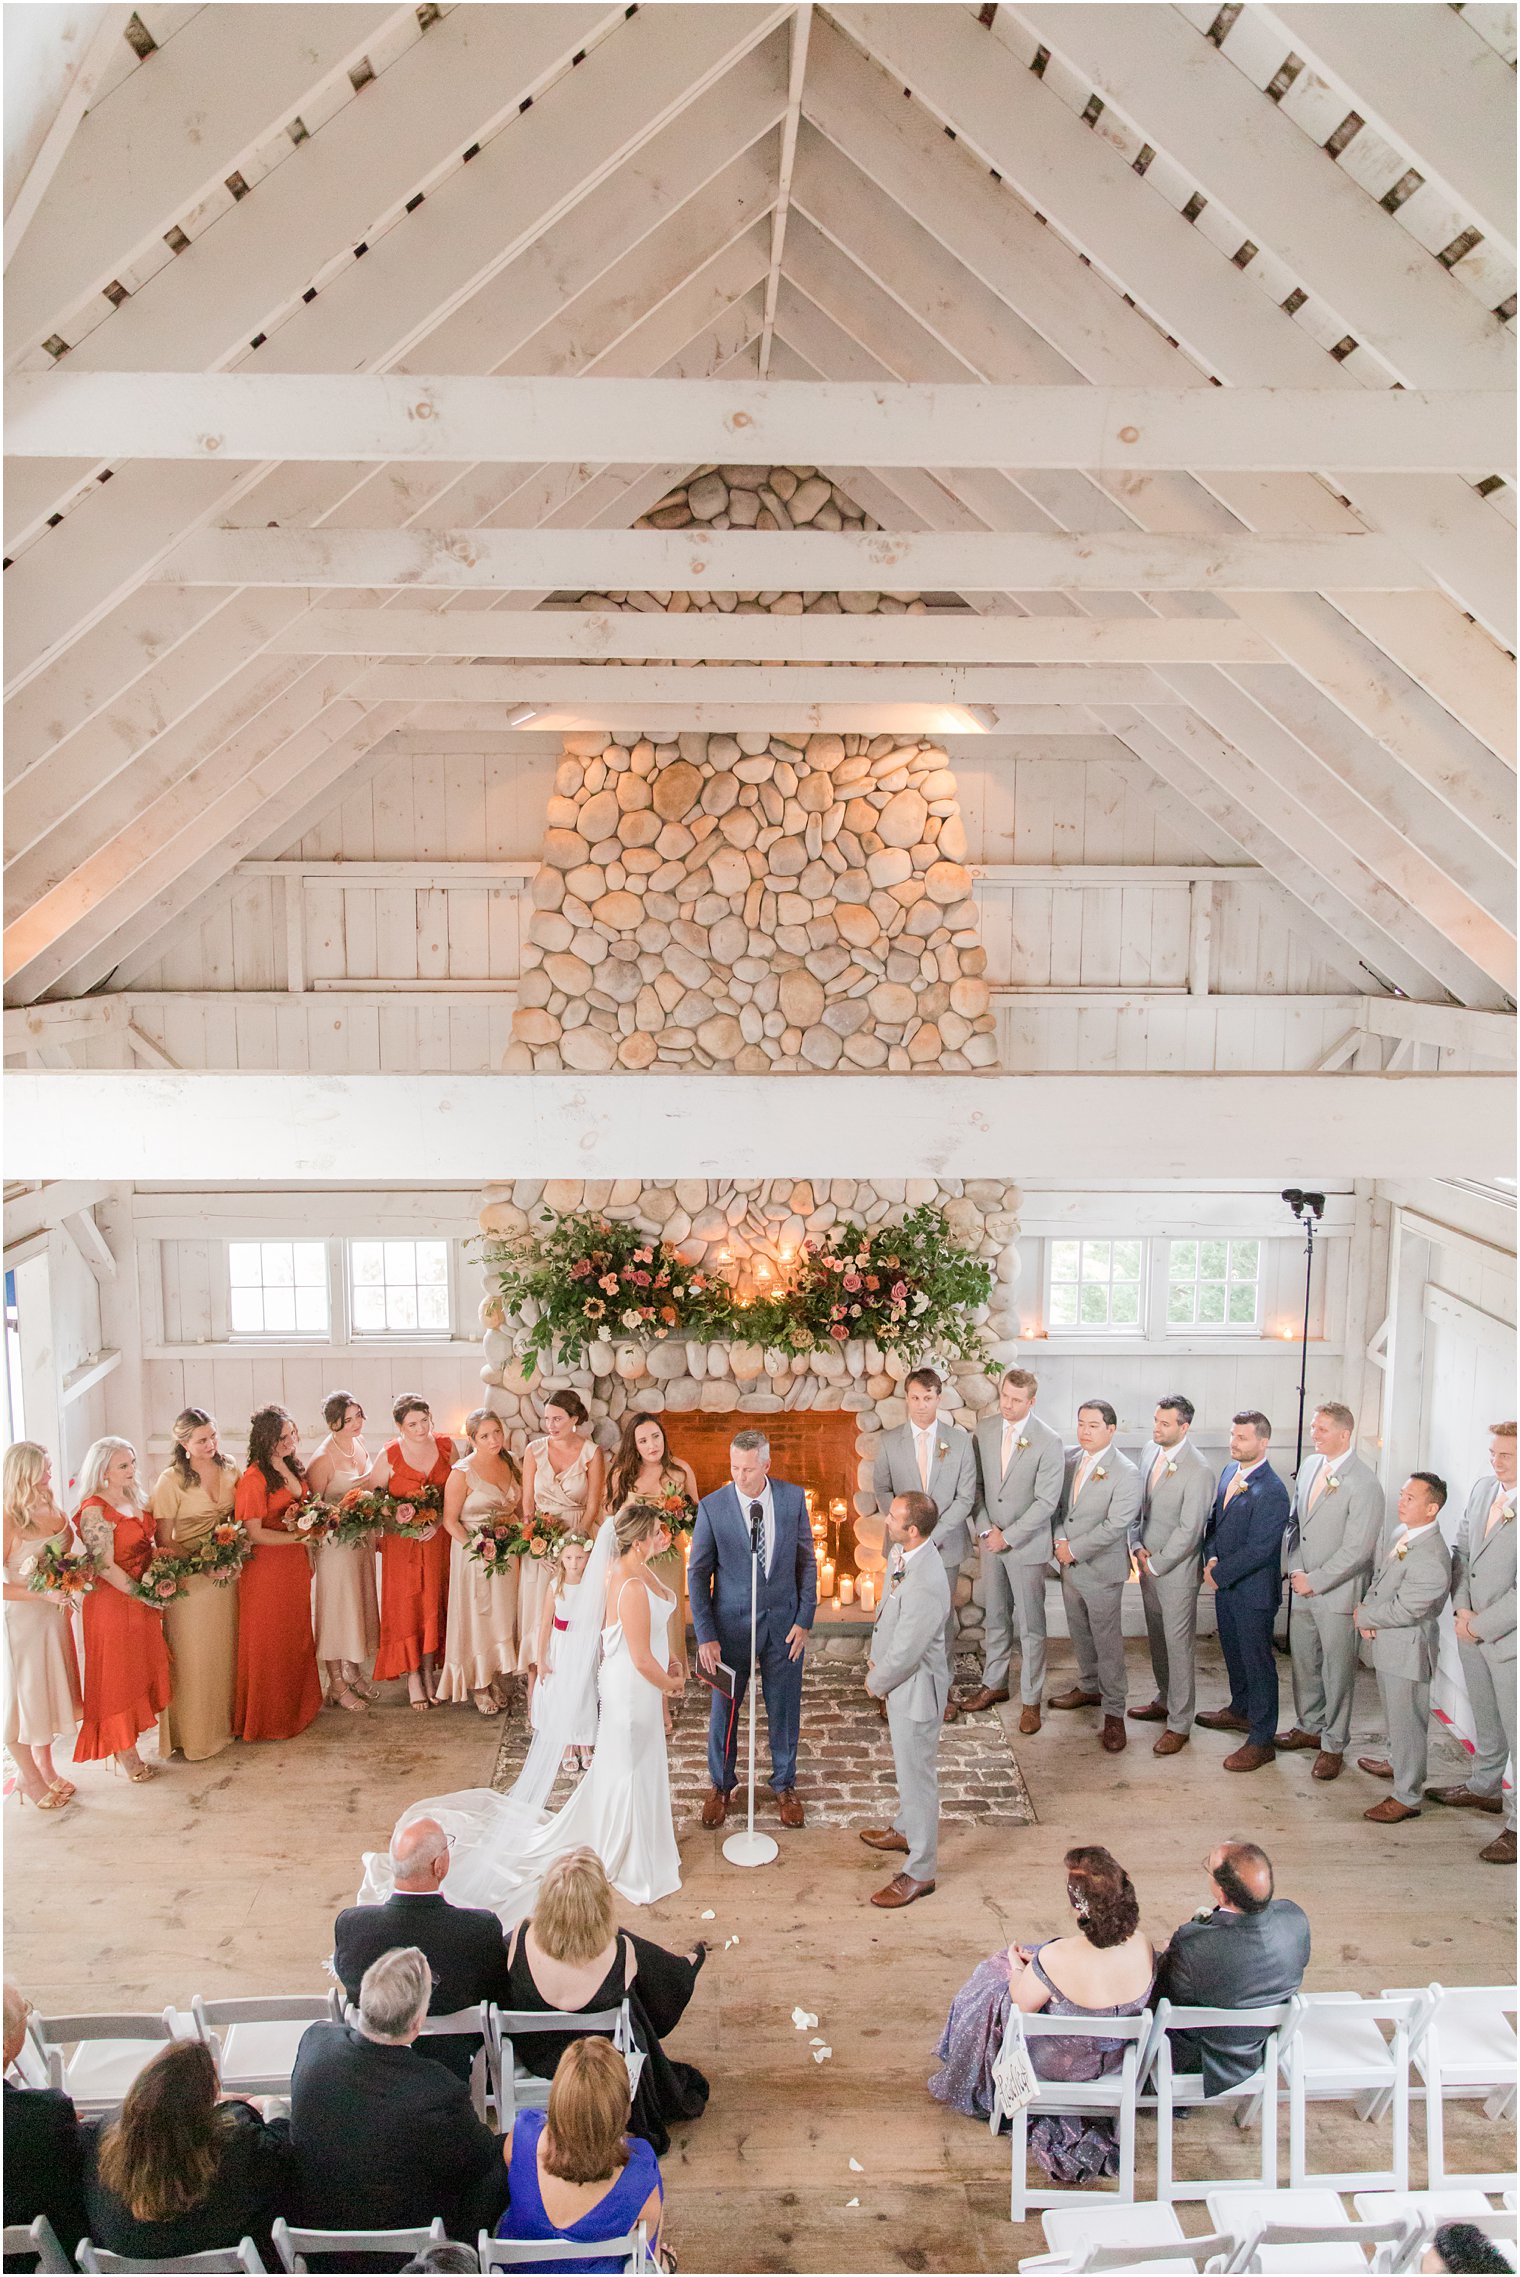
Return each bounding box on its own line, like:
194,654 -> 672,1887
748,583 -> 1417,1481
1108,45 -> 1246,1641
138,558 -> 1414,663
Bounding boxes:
928,1846 -> 1154,2183
493,2036 -> 670,2273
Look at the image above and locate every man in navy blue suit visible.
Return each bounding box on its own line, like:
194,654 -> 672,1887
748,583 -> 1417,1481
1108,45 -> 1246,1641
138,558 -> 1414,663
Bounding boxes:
1196,1410 -> 1292,1772
688,1428 -> 817,1831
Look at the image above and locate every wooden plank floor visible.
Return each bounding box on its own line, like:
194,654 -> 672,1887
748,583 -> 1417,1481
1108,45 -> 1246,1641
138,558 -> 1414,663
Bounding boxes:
5,1639 -> 1514,2271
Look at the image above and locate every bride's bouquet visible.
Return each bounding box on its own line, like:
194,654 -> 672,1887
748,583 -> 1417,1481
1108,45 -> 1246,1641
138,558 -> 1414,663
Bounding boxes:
131,1553 -> 189,1608
20,1536 -> 99,1599
180,1519 -> 252,1587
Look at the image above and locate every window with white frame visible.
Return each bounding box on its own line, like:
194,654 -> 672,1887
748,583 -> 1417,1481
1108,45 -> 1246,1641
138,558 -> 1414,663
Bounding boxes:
1166,1237 -> 1262,1330
349,1239 -> 452,1336
228,1241 -> 330,1336
1046,1238 -> 1144,1332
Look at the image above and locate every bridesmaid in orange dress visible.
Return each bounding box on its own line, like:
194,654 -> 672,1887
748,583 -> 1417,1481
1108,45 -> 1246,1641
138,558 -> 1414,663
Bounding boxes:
72,1438 -> 172,1782
232,1406 -> 323,1744
367,1395 -> 456,1710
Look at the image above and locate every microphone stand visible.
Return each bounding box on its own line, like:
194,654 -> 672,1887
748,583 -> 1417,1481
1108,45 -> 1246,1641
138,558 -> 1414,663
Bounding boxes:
723,1501 -> 778,1869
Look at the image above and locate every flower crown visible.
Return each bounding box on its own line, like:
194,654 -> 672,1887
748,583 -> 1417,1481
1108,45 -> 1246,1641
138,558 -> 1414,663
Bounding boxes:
559,1531 -> 595,1553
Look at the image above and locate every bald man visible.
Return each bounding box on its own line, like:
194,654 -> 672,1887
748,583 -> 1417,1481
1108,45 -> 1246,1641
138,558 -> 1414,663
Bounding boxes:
1154,1841 -> 1311,2096
334,1818 -> 510,2080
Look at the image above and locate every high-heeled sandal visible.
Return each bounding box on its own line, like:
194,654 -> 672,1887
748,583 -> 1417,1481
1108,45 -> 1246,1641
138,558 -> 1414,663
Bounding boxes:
48,1778 -> 77,1799
112,1758 -> 156,1782
473,1690 -> 502,1717
16,1786 -> 69,1810
329,1686 -> 367,1714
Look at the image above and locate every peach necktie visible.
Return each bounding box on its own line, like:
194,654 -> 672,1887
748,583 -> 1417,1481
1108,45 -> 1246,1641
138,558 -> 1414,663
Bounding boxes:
917,1432 -> 931,1490
1307,1463 -> 1330,1514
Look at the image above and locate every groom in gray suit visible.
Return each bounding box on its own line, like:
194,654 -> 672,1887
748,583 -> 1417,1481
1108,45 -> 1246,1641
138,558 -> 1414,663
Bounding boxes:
1276,1401 -> 1384,1782
1355,1473 -> 1452,1822
964,1366 -> 1065,1732
862,1491 -> 951,1910
1130,1393 -> 1214,1754
872,1367 -> 977,1680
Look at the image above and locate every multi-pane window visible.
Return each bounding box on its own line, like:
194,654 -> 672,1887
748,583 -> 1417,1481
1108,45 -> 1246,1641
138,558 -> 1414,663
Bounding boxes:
1047,1238 -> 1144,1332
349,1239 -> 451,1336
228,1241 -> 329,1336
1167,1237 -> 1261,1329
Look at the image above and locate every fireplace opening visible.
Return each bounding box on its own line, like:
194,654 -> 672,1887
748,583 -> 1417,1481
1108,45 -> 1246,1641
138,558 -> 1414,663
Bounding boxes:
657,1407 -> 875,1616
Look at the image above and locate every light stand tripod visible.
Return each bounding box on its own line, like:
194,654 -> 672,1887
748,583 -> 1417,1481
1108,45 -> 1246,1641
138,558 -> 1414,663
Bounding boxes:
1279,1188 -> 1325,1657
722,1498 -> 778,1869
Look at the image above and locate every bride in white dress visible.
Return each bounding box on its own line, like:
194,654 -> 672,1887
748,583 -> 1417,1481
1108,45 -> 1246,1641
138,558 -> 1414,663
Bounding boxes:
361,1503 -> 686,1919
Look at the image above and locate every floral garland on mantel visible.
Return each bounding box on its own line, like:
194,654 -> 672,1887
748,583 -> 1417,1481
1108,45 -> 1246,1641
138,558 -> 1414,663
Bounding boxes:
484,1205 -> 994,1373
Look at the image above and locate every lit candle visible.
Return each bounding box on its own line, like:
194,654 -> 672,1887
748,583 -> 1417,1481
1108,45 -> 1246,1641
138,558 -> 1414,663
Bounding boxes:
819,1559 -> 835,1599
858,1573 -> 876,1613
838,1574 -> 855,1607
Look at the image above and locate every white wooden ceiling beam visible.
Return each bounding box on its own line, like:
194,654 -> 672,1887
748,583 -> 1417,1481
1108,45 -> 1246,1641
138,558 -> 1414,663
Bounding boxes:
2,2 -> 787,690
758,2 -> 812,377
1006,1 -> 1515,389
256,607 -> 1280,663
1258,3 -> 1516,257
11,370 -> 1510,472
348,663 -> 1168,705
6,2 -> 404,362
396,700 -> 1099,735
159,525 -> 1423,592
4,4 -> 132,268
799,18 -> 1516,754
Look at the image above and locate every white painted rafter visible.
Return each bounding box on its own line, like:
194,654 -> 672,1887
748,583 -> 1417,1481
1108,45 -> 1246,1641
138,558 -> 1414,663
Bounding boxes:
758,3 -> 812,377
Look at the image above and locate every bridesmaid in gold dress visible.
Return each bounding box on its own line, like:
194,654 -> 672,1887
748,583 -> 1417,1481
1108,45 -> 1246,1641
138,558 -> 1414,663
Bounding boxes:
2,1442 -> 82,1811
517,1391 -> 605,1679
438,1408 -> 522,1715
152,1409 -> 240,1763
306,1389 -> 380,1714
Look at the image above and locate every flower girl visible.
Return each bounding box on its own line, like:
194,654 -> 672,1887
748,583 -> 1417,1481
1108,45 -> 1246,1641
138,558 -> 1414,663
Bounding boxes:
530,1533 -> 597,1771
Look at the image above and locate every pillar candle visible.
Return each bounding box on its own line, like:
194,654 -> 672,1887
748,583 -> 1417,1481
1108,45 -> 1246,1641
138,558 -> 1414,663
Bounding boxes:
858,1574 -> 876,1613
819,1559 -> 835,1599
838,1573 -> 855,1607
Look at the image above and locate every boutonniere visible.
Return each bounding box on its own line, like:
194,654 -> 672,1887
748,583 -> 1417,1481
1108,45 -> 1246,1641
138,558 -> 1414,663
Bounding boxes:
1325,1476 -> 1341,1495
1165,1461 -> 1177,1477
1396,1542 -> 1410,1560
936,1442 -> 948,1462
1017,1435 -> 1030,1451
1094,1467 -> 1107,1482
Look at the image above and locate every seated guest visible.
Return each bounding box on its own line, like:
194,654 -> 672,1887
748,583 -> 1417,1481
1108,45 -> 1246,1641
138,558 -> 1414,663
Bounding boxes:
2,1981 -> 87,2270
82,2040 -> 292,2267
400,2251 -> 478,2275
334,1818 -> 508,2078
501,1848 -> 708,2156
1154,1841 -> 1310,2093
290,1947 -> 505,2242
1424,2223 -> 1515,2274
929,1847 -> 1154,2180
494,2037 -> 669,2274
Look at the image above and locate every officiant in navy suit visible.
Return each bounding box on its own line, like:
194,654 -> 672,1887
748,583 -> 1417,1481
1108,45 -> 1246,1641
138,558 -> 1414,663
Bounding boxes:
689,1428 -> 818,1832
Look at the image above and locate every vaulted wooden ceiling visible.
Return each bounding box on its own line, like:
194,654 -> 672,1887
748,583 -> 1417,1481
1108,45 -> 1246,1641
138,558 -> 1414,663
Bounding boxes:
3,0 -> 1515,1015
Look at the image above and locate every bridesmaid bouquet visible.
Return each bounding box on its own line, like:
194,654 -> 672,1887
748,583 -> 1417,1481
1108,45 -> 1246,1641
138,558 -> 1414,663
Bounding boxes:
295,1499 -> 377,1550
465,1517 -> 526,1575
20,1536 -> 99,1598
181,1520 -> 252,1587
131,1553 -> 189,1607
632,1488 -> 697,1545
336,1485 -> 441,1542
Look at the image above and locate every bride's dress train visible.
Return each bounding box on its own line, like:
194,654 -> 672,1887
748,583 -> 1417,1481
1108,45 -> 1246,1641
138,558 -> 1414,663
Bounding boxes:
361,1579 -> 681,1921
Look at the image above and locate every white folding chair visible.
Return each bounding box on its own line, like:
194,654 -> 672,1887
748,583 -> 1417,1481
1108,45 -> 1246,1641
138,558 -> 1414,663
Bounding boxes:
1387,1983 -> 1519,2190
24,2007 -> 183,2119
1205,2186 -> 1413,2273
1142,2000 -> 1291,2203
270,2215 -> 445,2273
489,2003 -> 644,2128
191,1992 -> 342,2102
1018,2203 -> 1237,2273
1278,1993 -> 1419,2192
988,2011 -> 1148,2222
76,2242 -> 265,2274
413,2001 -> 497,2124
1353,2191 -> 1505,2275
0,2216 -> 70,2271
478,2226 -> 651,2272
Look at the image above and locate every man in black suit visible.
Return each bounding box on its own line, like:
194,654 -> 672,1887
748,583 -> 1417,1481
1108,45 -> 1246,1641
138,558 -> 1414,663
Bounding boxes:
1155,1842 -> 1311,2094
2,1982 -> 87,2269
1196,1411 -> 1292,1771
290,1947 -> 505,2240
334,1818 -> 508,2081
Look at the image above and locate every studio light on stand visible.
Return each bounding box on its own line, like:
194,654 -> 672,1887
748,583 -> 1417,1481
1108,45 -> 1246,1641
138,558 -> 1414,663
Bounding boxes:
1279,1187 -> 1325,1658
722,1498 -> 778,1870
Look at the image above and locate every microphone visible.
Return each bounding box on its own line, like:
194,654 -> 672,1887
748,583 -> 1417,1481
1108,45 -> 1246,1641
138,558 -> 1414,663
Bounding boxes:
748,1499 -> 764,1554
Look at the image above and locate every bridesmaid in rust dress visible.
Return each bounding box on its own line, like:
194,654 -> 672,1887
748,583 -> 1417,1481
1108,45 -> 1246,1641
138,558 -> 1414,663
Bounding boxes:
73,1437 -> 172,1782
232,1407 -> 323,1744
367,1395 -> 456,1710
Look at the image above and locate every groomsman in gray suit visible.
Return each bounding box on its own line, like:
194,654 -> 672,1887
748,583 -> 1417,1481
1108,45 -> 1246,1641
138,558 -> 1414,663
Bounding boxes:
862,1491 -> 952,1909
1276,1401 -> 1385,1783
872,1367 -> 977,1684
1428,1421 -> 1516,1865
1355,1473 -> 1453,1823
1049,1400 -> 1142,1754
963,1367 -> 1065,1732
1129,1394 -> 1214,1755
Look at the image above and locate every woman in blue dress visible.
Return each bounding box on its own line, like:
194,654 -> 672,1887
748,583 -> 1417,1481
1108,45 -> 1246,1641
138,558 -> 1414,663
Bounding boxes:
494,2036 -> 669,2273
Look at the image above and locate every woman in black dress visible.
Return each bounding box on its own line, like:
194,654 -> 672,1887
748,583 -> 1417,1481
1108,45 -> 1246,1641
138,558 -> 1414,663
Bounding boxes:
502,1846 -> 709,2156
83,2040 -> 292,2266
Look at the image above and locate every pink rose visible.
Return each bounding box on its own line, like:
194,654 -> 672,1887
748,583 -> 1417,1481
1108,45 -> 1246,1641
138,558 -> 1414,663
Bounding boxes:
394,1503 -> 416,1525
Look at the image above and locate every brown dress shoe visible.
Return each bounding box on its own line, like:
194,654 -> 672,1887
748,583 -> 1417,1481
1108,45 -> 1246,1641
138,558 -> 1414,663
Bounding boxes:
960,1686 -> 1010,1715
1154,1729 -> 1189,1756
1018,1704 -> 1042,1736
1275,1727 -> 1323,1751
777,1789 -> 805,1829
1223,1741 -> 1277,1772
1128,1699 -> 1168,1723
1425,1783 -> 1504,1814
870,1873 -> 935,1908
943,1699 -> 961,1723
1048,1687 -> 1101,1711
1100,1715 -> 1127,1753
1364,1796 -> 1420,1823
1357,1757 -> 1395,1781
700,1785 -> 729,1829
1311,1751 -> 1344,1781
1480,1828 -> 1518,1864
1195,1708 -> 1251,1733
860,1827 -> 910,1853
